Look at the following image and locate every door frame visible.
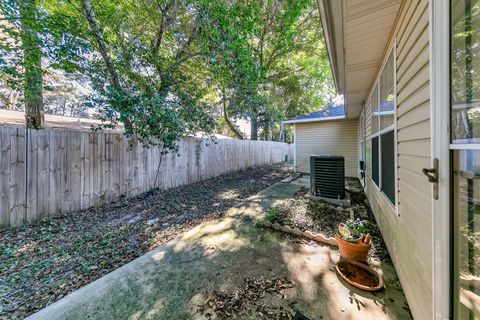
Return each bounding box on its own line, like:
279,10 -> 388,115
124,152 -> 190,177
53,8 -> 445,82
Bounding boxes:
430,0 -> 451,319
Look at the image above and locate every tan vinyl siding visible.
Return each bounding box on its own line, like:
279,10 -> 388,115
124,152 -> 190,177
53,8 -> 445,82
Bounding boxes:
363,1 -> 432,319
295,120 -> 358,176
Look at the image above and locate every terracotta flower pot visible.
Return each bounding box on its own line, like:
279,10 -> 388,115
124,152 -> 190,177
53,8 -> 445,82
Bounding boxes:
335,234 -> 371,262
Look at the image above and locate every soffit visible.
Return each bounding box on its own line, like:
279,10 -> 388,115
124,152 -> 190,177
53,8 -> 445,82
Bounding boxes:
343,0 -> 401,118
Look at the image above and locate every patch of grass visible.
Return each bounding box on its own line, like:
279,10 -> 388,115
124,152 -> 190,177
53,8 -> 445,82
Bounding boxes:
265,207 -> 281,223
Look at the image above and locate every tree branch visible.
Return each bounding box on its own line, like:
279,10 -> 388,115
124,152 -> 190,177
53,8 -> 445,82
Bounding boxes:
79,0 -> 121,88
151,0 -> 175,55
222,85 -> 244,140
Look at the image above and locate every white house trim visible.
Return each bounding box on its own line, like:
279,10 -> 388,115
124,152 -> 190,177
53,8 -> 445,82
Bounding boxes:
430,0 -> 451,319
372,110 -> 395,116
449,144 -> 480,150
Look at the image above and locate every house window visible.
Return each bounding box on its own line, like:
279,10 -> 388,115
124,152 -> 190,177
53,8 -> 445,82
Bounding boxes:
366,99 -> 372,173
372,136 -> 379,185
371,87 -> 379,134
360,110 -> 366,164
380,53 -> 395,131
370,48 -> 396,205
381,130 -> 395,202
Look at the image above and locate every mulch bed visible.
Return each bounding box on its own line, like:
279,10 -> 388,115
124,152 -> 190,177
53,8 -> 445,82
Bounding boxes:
269,182 -> 391,263
0,165 -> 291,320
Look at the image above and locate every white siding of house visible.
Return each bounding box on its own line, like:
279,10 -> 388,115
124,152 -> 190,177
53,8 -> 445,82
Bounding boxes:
295,120 -> 358,176
363,1 -> 432,319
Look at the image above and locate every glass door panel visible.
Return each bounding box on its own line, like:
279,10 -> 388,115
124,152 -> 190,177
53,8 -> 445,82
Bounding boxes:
454,150 -> 480,319
451,0 -> 480,144
452,1 -> 480,318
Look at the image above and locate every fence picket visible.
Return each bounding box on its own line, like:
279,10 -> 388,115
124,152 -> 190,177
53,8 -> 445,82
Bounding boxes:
0,126 -> 293,227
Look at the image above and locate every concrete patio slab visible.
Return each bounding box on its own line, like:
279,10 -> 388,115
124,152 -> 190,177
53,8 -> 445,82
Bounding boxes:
28,176 -> 411,320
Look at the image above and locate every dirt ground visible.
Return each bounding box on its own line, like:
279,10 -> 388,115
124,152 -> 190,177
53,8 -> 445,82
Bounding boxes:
29,176 -> 412,320
0,165 -> 291,319
269,182 -> 391,262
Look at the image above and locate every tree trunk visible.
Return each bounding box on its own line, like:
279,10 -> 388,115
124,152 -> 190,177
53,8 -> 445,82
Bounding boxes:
19,0 -> 44,129
222,87 -> 244,140
81,0 -> 133,131
250,117 -> 258,140
81,0 -> 121,88
263,118 -> 273,141
262,123 -> 268,140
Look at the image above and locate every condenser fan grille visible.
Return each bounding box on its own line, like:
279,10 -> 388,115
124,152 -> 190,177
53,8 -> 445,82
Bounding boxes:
310,155 -> 345,199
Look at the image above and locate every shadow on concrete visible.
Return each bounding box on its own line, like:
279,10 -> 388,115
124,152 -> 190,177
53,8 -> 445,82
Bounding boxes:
29,179 -> 412,320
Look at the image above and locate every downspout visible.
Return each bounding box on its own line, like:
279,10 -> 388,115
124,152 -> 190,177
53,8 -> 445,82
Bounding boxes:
293,124 -> 297,172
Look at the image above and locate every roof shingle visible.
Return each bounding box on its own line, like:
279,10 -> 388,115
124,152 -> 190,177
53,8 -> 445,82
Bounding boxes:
284,105 -> 345,123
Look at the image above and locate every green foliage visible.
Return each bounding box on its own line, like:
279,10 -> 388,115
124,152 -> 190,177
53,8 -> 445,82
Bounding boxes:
202,0 -> 335,140
0,0 -> 91,87
95,86 -> 215,149
265,207 -> 281,223
344,219 -> 372,236
0,0 -> 334,142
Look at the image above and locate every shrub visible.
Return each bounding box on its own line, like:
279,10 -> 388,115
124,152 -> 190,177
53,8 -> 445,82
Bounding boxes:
265,207 -> 281,223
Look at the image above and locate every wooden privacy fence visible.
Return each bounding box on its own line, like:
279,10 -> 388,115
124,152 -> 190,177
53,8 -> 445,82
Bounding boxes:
0,126 -> 293,228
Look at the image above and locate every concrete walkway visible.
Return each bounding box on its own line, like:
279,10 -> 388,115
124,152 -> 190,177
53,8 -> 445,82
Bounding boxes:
29,177 -> 411,320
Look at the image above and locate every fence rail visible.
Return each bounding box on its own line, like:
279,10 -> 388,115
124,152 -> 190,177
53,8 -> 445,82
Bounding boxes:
0,126 -> 293,227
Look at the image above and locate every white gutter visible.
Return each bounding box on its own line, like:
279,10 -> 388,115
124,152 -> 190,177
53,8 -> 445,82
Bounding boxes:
283,115 -> 346,124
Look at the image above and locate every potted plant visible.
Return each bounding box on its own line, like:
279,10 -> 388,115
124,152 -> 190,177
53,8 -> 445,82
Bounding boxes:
335,219 -> 372,262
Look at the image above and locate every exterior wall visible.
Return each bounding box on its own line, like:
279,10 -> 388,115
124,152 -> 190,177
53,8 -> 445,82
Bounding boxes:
363,0 -> 432,319
295,120 -> 358,176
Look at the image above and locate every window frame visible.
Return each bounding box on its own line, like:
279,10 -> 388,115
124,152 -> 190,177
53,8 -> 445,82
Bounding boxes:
368,43 -> 398,214
372,136 -> 380,186
365,97 -> 372,191
360,109 -> 366,165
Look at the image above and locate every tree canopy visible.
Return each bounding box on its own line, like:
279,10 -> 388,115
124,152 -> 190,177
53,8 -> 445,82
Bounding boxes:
0,0 -> 335,146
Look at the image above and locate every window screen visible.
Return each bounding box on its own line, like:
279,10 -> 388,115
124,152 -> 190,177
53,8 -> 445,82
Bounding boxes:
381,130 -> 395,203
367,46 -> 396,206
372,136 -> 379,186
371,87 -> 379,134
379,51 -> 395,131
